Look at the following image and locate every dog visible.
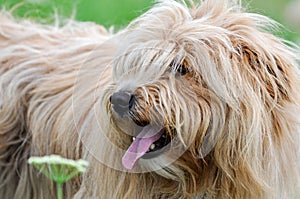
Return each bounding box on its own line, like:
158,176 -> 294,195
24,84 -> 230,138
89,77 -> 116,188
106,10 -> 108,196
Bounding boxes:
0,0 -> 299,198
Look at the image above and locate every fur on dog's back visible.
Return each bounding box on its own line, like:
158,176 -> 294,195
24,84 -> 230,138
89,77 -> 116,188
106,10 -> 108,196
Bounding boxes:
0,1 -> 300,199
0,10 -> 114,198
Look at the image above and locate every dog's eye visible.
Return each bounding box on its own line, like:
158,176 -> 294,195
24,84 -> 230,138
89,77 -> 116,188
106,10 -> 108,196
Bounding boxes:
170,61 -> 189,76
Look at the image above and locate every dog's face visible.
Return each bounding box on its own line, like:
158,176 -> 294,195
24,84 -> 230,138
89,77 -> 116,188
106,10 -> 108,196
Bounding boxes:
109,34 -> 208,171
110,46 -> 213,171
98,1 -> 298,191
106,2 -> 239,172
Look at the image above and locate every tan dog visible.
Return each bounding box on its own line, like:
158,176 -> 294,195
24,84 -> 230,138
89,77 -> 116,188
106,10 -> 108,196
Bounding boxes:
0,0 -> 299,198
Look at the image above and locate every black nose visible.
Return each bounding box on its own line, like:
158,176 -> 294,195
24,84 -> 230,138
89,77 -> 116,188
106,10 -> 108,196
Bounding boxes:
110,92 -> 134,116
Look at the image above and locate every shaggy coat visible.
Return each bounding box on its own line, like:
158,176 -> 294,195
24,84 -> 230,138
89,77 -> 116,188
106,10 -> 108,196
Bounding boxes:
0,0 -> 299,198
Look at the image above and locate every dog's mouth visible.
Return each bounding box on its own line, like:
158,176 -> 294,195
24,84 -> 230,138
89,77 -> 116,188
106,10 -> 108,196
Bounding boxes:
121,124 -> 171,170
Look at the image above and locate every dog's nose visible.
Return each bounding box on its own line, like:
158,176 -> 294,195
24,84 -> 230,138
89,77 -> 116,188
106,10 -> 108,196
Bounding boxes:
110,91 -> 134,116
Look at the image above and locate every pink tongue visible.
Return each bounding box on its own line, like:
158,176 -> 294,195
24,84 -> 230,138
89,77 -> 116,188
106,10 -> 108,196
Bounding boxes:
122,125 -> 163,170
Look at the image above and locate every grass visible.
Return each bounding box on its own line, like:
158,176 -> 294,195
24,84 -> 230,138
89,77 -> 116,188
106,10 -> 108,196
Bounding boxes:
0,0 -> 154,29
0,0 -> 298,42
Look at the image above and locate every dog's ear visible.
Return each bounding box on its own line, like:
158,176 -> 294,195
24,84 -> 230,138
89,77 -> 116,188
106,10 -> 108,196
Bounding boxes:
210,34 -> 300,199
236,43 -> 293,102
193,0 -> 297,102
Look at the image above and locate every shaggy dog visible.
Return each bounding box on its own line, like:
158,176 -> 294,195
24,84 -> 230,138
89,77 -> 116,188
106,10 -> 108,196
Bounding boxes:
0,0 -> 299,198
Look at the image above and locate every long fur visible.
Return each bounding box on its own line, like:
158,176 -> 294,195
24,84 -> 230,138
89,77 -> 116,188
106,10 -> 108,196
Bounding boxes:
0,0 -> 299,198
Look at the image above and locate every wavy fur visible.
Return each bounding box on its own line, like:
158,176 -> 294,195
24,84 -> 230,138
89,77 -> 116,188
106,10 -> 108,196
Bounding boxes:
0,0 -> 299,198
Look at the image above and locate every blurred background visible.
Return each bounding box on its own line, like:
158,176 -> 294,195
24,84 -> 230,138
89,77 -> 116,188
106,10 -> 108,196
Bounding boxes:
0,0 -> 299,43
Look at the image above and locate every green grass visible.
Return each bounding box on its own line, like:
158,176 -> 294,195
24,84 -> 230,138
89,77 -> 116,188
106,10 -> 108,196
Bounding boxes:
0,0 -> 299,42
0,0 -> 154,29
247,0 -> 299,42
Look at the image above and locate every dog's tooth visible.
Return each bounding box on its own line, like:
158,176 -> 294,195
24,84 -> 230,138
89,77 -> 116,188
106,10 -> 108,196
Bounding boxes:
132,137 -> 136,141
150,144 -> 155,150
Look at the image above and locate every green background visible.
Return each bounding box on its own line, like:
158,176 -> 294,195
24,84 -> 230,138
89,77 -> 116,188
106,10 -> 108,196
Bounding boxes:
0,0 -> 299,42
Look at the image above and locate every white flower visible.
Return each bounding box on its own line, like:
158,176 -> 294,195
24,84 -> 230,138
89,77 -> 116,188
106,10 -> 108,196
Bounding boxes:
28,155 -> 89,184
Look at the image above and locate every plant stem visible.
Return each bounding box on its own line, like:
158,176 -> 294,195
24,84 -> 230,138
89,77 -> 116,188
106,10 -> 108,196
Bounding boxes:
57,183 -> 63,199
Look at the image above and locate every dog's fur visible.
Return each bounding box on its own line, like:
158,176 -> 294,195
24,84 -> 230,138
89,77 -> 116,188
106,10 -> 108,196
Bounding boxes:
0,0 -> 300,198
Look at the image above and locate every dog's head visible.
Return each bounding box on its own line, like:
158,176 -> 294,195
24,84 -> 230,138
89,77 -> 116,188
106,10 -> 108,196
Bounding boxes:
98,0 -> 300,196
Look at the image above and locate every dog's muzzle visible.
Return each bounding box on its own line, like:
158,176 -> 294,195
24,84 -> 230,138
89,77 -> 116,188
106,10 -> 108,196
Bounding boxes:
109,91 -> 172,170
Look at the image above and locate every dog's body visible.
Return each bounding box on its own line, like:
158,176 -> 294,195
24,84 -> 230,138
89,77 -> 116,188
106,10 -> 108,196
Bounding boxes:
0,0 -> 299,198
